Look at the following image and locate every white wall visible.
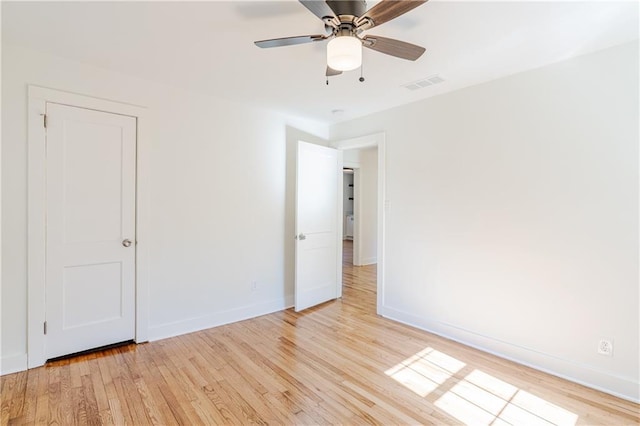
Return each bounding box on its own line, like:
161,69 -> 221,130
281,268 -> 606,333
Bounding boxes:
1,44 -> 328,373
330,41 -> 639,401
343,149 -> 361,165
358,148 -> 378,265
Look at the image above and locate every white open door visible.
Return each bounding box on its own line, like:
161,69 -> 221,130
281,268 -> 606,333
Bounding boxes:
295,141 -> 342,312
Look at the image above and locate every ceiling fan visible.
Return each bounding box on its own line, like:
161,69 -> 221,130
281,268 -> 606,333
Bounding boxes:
254,0 -> 428,78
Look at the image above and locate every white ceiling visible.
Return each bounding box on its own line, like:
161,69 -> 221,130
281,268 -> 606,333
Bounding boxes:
3,1 -> 638,125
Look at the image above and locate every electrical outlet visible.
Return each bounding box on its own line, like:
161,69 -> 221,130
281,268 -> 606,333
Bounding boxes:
597,339 -> 613,356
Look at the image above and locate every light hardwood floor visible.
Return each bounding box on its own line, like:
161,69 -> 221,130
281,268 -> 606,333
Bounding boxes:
2,240 -> 639,425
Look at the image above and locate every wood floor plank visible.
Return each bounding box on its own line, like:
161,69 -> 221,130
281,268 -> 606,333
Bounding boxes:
46,380 -> 62,425
6,367 -> 27,422
33,367 -> 49,425
2,241 -> 639,424
81,374 -> 102,426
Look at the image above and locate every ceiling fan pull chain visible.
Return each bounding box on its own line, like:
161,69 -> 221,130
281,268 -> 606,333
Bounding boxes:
359,60 -> 365,83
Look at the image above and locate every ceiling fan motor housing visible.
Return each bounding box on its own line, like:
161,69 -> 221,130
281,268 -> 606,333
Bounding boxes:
326,0 -> 367,18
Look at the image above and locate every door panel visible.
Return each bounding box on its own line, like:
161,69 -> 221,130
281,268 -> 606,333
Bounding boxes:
63,121 -> 124,243
45,103 -> 136,359
63,262 -> 123,328
295,141 -> 342,312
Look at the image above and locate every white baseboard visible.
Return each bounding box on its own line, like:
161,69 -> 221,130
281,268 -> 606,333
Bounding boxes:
358,256 -> 377,266
380,305 -> 640,403
148,296 -> 294,342
1,297 -> 294,375
1,353 -> 28,376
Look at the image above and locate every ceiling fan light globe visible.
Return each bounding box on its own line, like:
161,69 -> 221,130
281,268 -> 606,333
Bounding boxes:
327,36 -> 362,71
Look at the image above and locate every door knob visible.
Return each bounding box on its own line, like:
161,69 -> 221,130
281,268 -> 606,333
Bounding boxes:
122,239 -> 132,247
298,233 -> 306,241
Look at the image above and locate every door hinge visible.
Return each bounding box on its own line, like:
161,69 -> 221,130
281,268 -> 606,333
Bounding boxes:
41,113 -> 47,129
44,321 -> 47,335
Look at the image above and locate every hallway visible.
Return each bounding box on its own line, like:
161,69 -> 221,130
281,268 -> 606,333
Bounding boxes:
342,239 -> 377,310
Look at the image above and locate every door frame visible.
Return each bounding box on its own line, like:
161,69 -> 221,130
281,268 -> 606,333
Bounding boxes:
27,86 -> 150,368
331,132 -> 385,314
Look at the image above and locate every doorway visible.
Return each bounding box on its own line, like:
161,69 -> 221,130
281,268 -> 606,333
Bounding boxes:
341,149 -> 377,304
27,86 -> 150,368
341,239 -> 377,310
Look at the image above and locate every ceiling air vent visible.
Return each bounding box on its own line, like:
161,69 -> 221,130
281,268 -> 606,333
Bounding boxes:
402,74 -> 445,91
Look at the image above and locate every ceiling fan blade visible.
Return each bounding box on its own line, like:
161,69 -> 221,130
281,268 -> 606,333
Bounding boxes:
358,0 -> 427,29
326,66 -> 343,77
299,0 -> 336,20
326,0 -> 367,17
362,35 -> 425,60
255,34 -> 326,48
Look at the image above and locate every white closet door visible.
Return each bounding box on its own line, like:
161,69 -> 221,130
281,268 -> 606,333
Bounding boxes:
45,103 -> 137,359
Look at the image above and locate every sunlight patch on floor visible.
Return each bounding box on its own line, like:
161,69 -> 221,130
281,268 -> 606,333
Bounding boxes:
384,347 -> 466,397
386,348 -> 578,426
